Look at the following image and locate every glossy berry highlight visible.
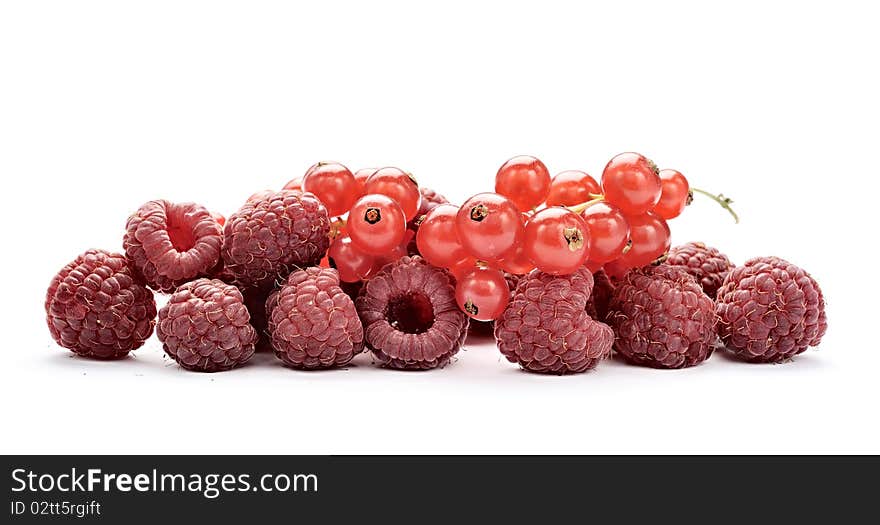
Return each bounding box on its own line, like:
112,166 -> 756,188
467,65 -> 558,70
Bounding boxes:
523,207 -> 590,275
495,155 -> 551,212
348,194 -> 407,256
601,152 -> 662,215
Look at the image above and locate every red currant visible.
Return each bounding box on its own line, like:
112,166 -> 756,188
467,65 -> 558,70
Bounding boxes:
302,162 -> 359,217
456,193 -> 524,262
416,204 -> 468,268
455,267 -> 510,321
283,177 -> 303,191
364,167 -> 421,222
348,194 -> 406,256
352,168 -> 376,198
495,155 -> 551,212
601,152 -> 662,215
328,235 -> 375,283
581,202 -> 630,264
247,189 -> 275,203
603,258 -> 631,279
545,170 -> 601,207
371,237 -> 409,273
497,243 -> 536,275
497,212 -> 535,275
619,211 -> 670,268
653,169 -> 690,220
523,207 -> 590,275
449,257 -> 478,279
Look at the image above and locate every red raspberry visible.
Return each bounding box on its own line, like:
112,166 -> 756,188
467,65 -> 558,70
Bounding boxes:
716,256 -> 827,363
157,278 -> 257,372
267,267 -> 364,369
666,242 -> 735,298
46,249 -> 157,359
607,265 -> 717,369
406,187 -> 450,256
222,190 -> 331,290
356,256 -> 468,370
494,268 -> 614,374
585,270 -> 615,322
124,200 -> 222,292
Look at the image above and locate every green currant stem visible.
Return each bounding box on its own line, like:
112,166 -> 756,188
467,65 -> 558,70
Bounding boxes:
566,195 -> 605,214
690,188 -> 740,224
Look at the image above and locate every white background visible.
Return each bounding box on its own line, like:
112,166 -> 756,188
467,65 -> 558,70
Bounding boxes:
1,1 -> 878,454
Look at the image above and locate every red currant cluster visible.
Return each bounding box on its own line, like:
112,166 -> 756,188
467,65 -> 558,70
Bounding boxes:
281,163 -> 421,284
279,153 -> 725,324
418,153 -> 702,321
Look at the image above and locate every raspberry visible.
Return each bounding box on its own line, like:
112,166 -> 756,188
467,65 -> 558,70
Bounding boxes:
267,267 -> 364,369
666,242 -> 734,298
606,265 -> 717,369
494,268 -> 614,374
585,270 -> 615,322
406,187 -> 450,256
46,249 -> 157,359
222,190 -> 331,290
157,278 -> 257,372
356,256 -> 468,370
716,256 -> 827,363
124,200 -> 222,292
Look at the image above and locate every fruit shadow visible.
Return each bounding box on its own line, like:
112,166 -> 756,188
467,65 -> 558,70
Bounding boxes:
713,346 -> 829,370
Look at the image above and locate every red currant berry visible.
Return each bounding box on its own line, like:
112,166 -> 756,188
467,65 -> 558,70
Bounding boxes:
449,257 -> 478,279
247,189 -> 275,203
348,194 -> 406,256
328,235 -> 375,283
495,155 -> 551,212
364,167 -> 421,222
581,202 -> 630,264
211,211 -> 226,227
653,169 -> 690,220
545,170 -> 601,207
523,207 -> 591,275
601,152 -> 662,215
603,258 -> 631,279
302,162 -> 359,217
416,204 -> 468,268
372,238 -> 409,273
455,267 -> 510,321
456,193 -> 524,262
497,243 -> 536,275
619,211 -> 670,268
283,177 -> 303,191
352,168 -> 376,198
497,212 -> 536,275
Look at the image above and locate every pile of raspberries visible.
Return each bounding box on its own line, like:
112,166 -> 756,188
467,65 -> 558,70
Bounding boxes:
46,192 -> 828,373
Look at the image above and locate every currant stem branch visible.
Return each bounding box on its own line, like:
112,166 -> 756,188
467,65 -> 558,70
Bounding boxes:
690,188 -> 740,224
566,195 -> 605,214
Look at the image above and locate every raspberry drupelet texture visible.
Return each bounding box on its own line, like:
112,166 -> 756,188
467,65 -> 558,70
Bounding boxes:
222,190 -> 331,290
716,256 -> 827,363
495,268 -> 614,374
606,265 -> 717,369
46,249 -> 157,359
157,278 -> 257,372
267,267 -> 364,370
666,242 -> 735,299
356,256 -> 468,370
124,200 -> 222,292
